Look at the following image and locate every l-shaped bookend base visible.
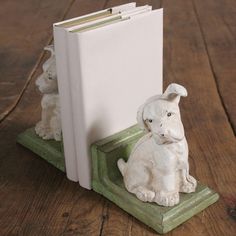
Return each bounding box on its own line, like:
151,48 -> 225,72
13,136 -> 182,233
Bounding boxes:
17,128 -> 65,172
17,126 -> 219,234
91,125 -> 219,234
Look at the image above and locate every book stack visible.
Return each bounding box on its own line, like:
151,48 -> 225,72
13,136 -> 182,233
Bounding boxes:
53,2 -> 163,189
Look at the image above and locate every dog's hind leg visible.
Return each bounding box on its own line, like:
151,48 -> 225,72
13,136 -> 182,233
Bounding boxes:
124,164 -> 155,202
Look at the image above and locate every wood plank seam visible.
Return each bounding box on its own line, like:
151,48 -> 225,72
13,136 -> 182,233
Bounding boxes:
0,46 -> 50,123
128,216 -> 133,235
191,0 -> 235,135
99,201 -> 109,236
0,0 -> 76,124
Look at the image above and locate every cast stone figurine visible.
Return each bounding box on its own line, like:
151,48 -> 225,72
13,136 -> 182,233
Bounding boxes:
35,45 -> 62,141
117,83 -> 197,207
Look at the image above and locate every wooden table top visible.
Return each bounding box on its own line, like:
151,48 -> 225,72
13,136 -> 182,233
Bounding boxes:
0,0 -> 235,235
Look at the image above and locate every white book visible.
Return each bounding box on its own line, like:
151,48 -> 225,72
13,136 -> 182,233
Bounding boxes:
54,25 -> 78,181
66,8 -> 163,189
53,3 -> 137,184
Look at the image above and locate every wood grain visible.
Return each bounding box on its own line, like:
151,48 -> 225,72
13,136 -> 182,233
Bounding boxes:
162,0 -> 236,235
0,0 -> 235,235
0,0 -> 76,122
0,1 -> 107,236
192,0 -> 236,133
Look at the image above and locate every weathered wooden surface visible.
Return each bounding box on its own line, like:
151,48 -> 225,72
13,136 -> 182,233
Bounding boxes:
191,0 -> 236,133
0,0 -> 73,121
0,0 -> 235,235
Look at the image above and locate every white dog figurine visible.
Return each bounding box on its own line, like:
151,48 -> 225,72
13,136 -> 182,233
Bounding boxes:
118,83 -> 197,207
35,45 -> 62,141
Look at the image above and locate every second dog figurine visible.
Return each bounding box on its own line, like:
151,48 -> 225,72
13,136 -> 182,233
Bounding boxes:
117,83 -> 197,207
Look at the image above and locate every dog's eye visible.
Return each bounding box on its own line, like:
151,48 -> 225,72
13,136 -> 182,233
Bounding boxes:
148,119 -> 153,123
167,112 -> 172,117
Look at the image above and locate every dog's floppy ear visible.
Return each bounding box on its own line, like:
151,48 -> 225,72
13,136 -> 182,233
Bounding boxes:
44,45 -> 55,56
137,103 -> 149,132
162,83 -> 187,104
137,95 -> 160,132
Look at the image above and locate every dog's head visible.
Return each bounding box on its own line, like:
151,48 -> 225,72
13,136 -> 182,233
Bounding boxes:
137,83 -> 187,144
36,45 -> 58,94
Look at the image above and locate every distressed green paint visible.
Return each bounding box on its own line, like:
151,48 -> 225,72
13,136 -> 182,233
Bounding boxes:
91,125 -> 219,234
17,128 -> 65,172
17,125 -> 219,234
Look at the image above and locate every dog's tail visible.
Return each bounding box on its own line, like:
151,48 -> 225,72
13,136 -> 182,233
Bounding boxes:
117,158 -> 127,176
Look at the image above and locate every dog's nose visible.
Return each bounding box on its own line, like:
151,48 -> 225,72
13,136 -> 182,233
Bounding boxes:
36,74 -> 45,86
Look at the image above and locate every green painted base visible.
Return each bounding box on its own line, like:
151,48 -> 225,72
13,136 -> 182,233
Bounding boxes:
17,128 -> 65,172
91,125 -> 219,234
17,126 -> 219,234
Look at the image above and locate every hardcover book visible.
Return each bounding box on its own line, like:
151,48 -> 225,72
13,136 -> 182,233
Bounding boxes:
53,2 -> 163,189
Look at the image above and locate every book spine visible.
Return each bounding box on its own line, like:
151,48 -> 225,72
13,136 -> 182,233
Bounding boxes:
53,26 -> 78,181
67,32 -> 91,189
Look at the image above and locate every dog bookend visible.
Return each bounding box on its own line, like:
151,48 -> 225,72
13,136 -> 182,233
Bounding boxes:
35,45 -> 62,141
17,45 -> 64,172
17,45 -> 66,172
92,82 -> 218,233
118,83 -> 197,207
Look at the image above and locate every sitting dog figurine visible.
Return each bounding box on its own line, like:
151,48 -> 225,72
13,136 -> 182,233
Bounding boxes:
35,45 -> 62,141
118,83 -> 197,207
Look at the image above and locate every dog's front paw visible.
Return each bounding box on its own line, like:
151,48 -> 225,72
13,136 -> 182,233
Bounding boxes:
135,186 -> 155,202
53,130 -> 62,141
180,175 -> 197,193
35,121 -> 48,137
155,191 -> 179,207
35,121 -> 53,139
41,131 -> 54,140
